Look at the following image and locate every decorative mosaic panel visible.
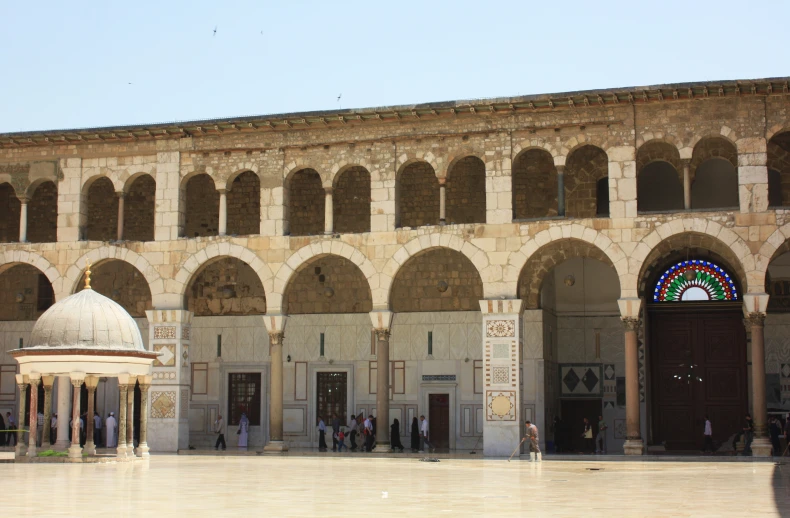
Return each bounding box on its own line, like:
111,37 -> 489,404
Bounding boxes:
180,389 -> 189,418
486,390 -> 516,421
492,367 -> 509,384
181,326 -> 191,341
421,375 -> 456,382
486,320 -> 515,338
492,343 -> 509,359
153,344 -> 176,367
559,364 -> 602,398
153,372 -> 177,380
154,326 -> 177,339
150,391 -> 176,419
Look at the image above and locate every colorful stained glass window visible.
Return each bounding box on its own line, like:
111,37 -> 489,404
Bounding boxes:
653,260 -> 738,302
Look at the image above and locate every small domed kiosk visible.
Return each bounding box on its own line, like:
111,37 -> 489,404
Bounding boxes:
9,262 -> 157,460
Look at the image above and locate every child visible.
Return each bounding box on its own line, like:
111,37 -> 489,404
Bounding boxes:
337,429 -> 346,452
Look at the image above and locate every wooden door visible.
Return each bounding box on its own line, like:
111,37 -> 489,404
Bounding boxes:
429,394 -> 450,450
649,307 -> 746,450
316,372 -> 347,425
560,399 -> 601,453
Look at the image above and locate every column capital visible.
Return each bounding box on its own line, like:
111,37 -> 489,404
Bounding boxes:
680,158 -> 691,168
555,164 -> 566,174
745,312 -> 766,328
268,331 -> 284,346
84,375 -> 99,389
29,376 -> 41,386
17,195 -> 30,204
42,375 -> 55,388
217,188 -> 227,195
622,317 -> 641,332
116,191 -> 126,198
15,373 -> 28,387
324,186 -> 333,195
374,328 -> 391,342
437,177 -> 447,186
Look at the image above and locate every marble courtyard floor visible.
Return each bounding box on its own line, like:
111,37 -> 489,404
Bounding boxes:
2,455 -> 788,517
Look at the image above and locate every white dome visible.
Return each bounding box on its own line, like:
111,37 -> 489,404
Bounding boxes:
28,288 -> 145,351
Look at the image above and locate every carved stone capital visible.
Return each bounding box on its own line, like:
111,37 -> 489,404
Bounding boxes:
28,377 -> 40,388
555,165 -> 566,175
745,312 -> 766,328
269,331 -> 284,347
622,317 -> 641,332
374,328 -> 391,342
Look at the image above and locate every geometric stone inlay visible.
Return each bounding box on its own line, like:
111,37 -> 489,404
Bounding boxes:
486,390 -> 516,421
492,343 -> 509,359
150,391 -> 176,419
486,320 -> 515,338
153,344 -> 176,367
563,369 -> 580,392
492,366 -> 509,384
582,368 -> 599,393
782,363 -> 790,378
182,326 -> 191,341
604,364 -> 615,381
154,326 -> 177,339
560,364 -> 603,397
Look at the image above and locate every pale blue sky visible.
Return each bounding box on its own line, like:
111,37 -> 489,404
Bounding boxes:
2,1 -> 788,133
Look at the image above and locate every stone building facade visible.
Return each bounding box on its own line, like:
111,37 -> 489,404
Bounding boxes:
1,77 -> 790,456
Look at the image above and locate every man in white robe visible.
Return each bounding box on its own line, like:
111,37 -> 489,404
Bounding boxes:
105,412 -> 117,448
238,413 -> 249,450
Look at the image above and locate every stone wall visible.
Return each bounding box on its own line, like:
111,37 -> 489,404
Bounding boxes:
398,162 -> 439,228
188,258 -> 266,316
391,249 -> 483,312
446,156 -> 486,224
334,166 -> 370,233
185,174 -> 219,237
27,181 -> 57,243
0,264 -> 52,321
227,171 -> 260,236
565,145 -> 609,218
0,183 -> 20,243
288,169 -> 324,236
77,260 -> 152,317
512,149 -> 558,219
284,255 -> 372,314
86,177 -> 118,241
124,174 -> 155,241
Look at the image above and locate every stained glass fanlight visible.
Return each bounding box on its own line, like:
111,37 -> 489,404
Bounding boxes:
653,260 -> 738,302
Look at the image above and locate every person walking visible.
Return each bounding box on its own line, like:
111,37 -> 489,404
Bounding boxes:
525,420 -> 541,462
214,414 -> 226,451
769,416 -> 782,456
6,412 -> 16,446
93,411 -> 102,448
50,413 -> 58,446
742,413 -> 754,455
105,412 -> 117,448
410,417 -> 420,452
317,416 -> 327,451
337,430 -> 347,452
595,415 -> 607,454
348,414 -> 358,451
0,411 -> 5,447
582,417 -> 594,453
238,412 -> 249,450
702,415 -> 714,454
36,410 -> 45,447
419,415 -> 435,453
391,418 -> 405,452
331,413 -> 341,452
363,415 -> 374,453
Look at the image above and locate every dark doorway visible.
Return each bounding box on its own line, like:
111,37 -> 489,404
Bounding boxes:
316,372 -> 347,424
429,393 -> 450,450
649,306 -> 746,450
560,399 -> 601,453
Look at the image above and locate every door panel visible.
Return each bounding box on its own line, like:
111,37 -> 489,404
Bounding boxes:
428,394 -> 450,450
560,399 -> 601,453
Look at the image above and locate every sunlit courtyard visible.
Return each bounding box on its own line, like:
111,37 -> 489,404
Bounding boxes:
3,455 -> 788,517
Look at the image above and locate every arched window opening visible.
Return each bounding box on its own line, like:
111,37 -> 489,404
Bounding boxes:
565,145 -> 608,218
637,162 -> 684,212
184,174 -> 219,238
86,177 -> 118,241
124,174 -> 155,241
27,181 -> 57,243
334,167 -> 371,233
0,264 -> 54,320
768,131 -> 790,207
0,183 -> 20,243
186,257 -> 266,316
689,137 -> 738,210
227,171 -> 261,236
512,149 -> 558,220
287,169 -> 324,236
396,162 -> 439,228
446,156 -> 486,224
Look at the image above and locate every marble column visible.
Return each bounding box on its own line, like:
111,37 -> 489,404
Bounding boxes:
438,178 -> 446,225
68,374 -> 84,459
747,312 -> 772,456
42,375 -> 54,446
556,165 -> 566,216
137,376 -> 151,457
218,189 -> 227,236
324,187 -> 333,234
375,328 -> 392,451
55,376 -> 71,450
116,192 -> 125,240
19,197 -> 28,242
263,314 -> 287,452
117,376 -> 129,458
14,375 -> 27,458
84,376 -> 98,455
682,160 -> 691,210
126,378 -> 135,451
27,375 -> 40,456
623,317 -> 644,455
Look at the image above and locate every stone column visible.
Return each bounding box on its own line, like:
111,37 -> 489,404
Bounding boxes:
126,378 -> 135,451
746,312 -> 772,456
622,317 -> 644,455
83,376 -> 98,455
55,376 -> 71,450
438,178 -> 447,225
324,187 -> 333,234
137,375 -> 151,457
116,192 -> 125,240
218,189 -> 227,236
14,374 -> 28,458
263,314 -> 288,452
556,165 -> 566,216
370,310 -> 393,451
27,374 -> 40,456
479,299 -> 524,457
68,373 -> 84,459
42,375 -> 54,446
117,375 -> 129,458
19,197 -> 28,242
682,160 -> 691,210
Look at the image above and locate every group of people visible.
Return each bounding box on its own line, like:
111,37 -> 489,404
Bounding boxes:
0,410 -> 120,449
551,415 -> 608,454
213,412 -> 250,451
316,414 -> 435,453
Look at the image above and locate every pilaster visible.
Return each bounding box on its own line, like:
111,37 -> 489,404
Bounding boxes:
263,314 -> 288,452
155,149 -> 182,241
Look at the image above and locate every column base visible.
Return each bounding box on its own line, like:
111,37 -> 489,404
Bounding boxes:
623,439 -> 644,455
84,441 -> 96,456
375,442 -> 392,453
262,440 -> 288,453
117,444 -> 128,459
27,444 -> 37,457
54,439 -> 70,452
67,444 -> 83,459
751,437 -> 773,457
136,442 -> 150,458
14,443 -> 27,459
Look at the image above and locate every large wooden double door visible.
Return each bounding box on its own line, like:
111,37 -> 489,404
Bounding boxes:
649,307 -> 747,450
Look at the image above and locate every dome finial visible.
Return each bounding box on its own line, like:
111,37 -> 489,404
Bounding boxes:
84,259 -> 92,290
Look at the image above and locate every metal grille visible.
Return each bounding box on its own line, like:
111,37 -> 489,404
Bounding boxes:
316,372 -> 347,424
228,373 -> 261,426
